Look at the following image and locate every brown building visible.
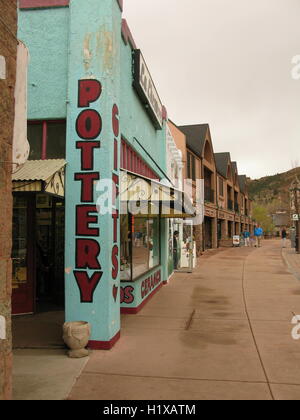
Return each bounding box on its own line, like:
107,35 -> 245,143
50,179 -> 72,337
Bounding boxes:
179,124 -> 220,253
0,0 -> 18,400
215,153 -> 254,246
169,121 -> 255,253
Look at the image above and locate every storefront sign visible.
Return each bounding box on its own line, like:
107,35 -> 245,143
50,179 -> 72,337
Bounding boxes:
73,79 -> 103,303
141,270 -> 161,299
133,49 -> 163,130
120,286 -> 134,305
233,235 -> 240,246
73,79 -> 120,305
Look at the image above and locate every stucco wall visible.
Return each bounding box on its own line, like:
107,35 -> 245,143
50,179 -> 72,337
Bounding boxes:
18,7 -> 69,119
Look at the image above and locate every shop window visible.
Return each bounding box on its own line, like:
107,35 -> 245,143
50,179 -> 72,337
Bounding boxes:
28,123 -> 43,160
28,120 -> 66,160
120,214 -> 160,281
219,177 -> 224,196
120,215 -> 131,281
47,122 -> 67,159
187,152 -> 196,181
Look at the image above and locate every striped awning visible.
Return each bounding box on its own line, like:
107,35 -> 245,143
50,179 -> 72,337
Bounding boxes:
12,159 -> 66,197
120,170 -> 196,219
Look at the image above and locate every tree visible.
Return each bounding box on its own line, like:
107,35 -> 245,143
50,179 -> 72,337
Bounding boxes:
253,206 -> 275,234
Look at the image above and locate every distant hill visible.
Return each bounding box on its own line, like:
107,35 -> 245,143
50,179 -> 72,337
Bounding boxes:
248,167 -> 300,212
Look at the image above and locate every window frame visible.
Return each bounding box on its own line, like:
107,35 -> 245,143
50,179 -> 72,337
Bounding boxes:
28,119 -> 66,160
120,213 -> 161,283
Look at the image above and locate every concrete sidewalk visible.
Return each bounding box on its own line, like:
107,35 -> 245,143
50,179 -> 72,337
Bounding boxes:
282,244 -> 300,282
68,239 -> 300,400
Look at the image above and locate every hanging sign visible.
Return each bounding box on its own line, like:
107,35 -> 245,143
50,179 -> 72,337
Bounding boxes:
133,49 -> 163,130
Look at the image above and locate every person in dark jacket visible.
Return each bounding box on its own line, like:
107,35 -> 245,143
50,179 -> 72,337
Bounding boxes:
173,231 -> 179,270
281,228 -> 287,248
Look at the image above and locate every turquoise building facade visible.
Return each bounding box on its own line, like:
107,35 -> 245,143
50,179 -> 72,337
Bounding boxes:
18,0 -> 169,349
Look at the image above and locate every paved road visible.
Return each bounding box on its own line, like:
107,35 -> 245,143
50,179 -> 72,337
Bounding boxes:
68,240 -> 300,400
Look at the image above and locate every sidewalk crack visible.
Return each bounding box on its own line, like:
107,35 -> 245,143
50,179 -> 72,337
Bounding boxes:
185,309 -> 196,331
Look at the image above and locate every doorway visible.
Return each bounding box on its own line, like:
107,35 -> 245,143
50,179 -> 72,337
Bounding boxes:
204,217 -> 213,250
12,194 -> 65,315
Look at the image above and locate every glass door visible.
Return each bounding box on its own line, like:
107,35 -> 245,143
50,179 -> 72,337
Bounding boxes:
176,220 -> 195,272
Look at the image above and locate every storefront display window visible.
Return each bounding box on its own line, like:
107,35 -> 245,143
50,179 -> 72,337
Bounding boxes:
120,215 -> 131,281
120,214 -> 160,281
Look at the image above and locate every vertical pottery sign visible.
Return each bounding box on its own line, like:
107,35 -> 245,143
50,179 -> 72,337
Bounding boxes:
73,79 -> 120,305
74,79 -> 103,303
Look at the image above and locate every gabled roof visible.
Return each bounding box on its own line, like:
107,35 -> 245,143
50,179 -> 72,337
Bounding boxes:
178,124 -> 209,158
214,152 -> 231,178
238,175 -> 247,193
231,161 -> 239,186
231,161 -> 238,174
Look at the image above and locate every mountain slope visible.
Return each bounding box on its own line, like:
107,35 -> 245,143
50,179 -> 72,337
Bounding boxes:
248,167 -> 300,211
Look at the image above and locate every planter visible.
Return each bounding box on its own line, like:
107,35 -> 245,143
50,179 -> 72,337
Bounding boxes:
63,321 -> 91,358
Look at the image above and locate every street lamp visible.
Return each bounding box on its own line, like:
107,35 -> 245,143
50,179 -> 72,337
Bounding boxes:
290,177 -> 300,254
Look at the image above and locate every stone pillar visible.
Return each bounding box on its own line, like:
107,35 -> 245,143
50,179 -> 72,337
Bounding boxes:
0,0 -> 17,399
194,224 -> 203,255
65,0 -> 122,349
212,217 -> 218,248
221,219 -> 227,239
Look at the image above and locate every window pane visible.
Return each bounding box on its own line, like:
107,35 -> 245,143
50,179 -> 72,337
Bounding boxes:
187,153 -> 191,179
148,218 -> 160,269
192,155 -> 196,181
120,215 -> 132,281
47,122 -> 66,159
28,123 -> 43,160
132,217 -> 160,279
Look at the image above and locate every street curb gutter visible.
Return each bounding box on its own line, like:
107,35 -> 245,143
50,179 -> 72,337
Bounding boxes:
281,249 -> 300,283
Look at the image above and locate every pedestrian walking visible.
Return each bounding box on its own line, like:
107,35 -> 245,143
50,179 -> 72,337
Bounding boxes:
243,229 -> 250,247
254,224 -> 264,247
249,231 -> 255,247
173,230 -> 179,270
281,227 -> 287,248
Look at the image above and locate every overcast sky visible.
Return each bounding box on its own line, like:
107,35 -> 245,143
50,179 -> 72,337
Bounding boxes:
123,0 -> 300,179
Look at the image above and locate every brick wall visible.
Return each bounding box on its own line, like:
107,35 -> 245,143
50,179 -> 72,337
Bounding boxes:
0,0 -> 17,401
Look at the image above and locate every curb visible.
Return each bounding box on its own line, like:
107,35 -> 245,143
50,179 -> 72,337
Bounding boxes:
281,248 -> 300,283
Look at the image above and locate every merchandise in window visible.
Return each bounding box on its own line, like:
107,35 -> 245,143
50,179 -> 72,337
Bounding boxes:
120,215 -> 160,281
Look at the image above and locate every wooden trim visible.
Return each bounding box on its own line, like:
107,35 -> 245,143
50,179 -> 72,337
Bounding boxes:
88,331 -> 121,350
19,0 -> 69,8
121,19 -> 137,50
20,0 -> 122,11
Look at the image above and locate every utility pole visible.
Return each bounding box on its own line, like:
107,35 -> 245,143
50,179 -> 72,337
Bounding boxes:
290,177 -> 300,254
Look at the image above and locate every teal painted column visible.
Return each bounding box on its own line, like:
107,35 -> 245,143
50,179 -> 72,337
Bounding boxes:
65,0 -> 121,349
